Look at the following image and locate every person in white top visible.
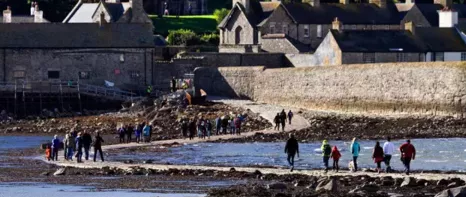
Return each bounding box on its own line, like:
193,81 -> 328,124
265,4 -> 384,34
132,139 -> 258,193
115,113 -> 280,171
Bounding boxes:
383,137 -> 395,173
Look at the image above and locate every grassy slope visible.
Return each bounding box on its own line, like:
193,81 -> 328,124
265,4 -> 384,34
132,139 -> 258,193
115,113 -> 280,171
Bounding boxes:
151,15 -> 218,36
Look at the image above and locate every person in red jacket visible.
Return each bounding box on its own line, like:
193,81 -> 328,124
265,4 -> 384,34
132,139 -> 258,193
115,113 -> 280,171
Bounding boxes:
331,146 -> 341,172
399,139 -> 416,175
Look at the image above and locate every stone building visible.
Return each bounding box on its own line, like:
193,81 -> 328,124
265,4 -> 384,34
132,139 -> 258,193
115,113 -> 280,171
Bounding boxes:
399,0 -> 466,28
306,20 -> 466,66
1,5 -> 49,23
218,0 -> 403,53
0,0 -> 155,90
63,0 -> 152,24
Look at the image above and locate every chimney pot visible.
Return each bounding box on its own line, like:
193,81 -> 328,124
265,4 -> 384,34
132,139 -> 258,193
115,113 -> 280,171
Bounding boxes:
332,17 -> 342,31
3,6 -> 12,23
340,0 -> 349,5
405,21 -> 415,35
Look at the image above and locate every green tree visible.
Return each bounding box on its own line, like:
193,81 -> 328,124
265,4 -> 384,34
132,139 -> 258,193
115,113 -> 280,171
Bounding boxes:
167,29 -> 200,46
213,8 -> 230,24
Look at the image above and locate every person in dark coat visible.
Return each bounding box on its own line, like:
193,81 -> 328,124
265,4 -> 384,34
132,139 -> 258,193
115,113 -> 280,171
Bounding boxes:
93,131 -> 105,162
51,135 -> 60,161
75,132 -> 83,163
171,76 -> 177,93
284,134 -> 299,172
288,110 -> 293,125
189,119 -> 196,140
372,141 -> 384,174
280,110 -> 286,131
82,130 -> 93,160
221,116 -> 229,135
126,124 -> 133,143
181,119 -> 188,138
118,125 -> 126,143
274,113 -> 280,131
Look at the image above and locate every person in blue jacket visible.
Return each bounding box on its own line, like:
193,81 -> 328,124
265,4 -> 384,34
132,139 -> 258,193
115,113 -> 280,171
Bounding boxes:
350,137 -> 361,172
51,135 -> 60,161
75,132 -> 83,163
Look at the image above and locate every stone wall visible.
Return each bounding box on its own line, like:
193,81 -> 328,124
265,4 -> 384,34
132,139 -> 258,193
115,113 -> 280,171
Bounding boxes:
0,48 -> 152,89
180,52 -> 286,68
194,62 -> 466,117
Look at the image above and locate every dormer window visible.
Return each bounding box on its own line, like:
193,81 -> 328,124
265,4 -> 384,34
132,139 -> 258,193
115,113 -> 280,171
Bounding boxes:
304,25 -> 310,37
269,22 -> 276,34
282,24 -> 288,34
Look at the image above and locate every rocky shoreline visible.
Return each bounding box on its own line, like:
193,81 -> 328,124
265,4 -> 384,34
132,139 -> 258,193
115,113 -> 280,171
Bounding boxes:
216,112 -> 466,143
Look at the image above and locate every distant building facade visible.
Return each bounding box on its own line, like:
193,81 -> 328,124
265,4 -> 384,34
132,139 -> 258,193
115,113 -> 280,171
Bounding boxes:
0,0 -> 155,90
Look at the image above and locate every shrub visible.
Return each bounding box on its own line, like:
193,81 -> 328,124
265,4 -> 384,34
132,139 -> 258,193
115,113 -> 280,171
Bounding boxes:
200,33 -> 220,45
213,8 -> 230,24
167,29 -> 200,46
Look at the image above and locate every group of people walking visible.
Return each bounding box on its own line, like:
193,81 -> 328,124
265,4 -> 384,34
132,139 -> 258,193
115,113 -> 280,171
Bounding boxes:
47,130 -> 105,163
117,122 -> 152,144
285,135 -> 416,175
274,110 -> 293,131
180,113 -> 246,140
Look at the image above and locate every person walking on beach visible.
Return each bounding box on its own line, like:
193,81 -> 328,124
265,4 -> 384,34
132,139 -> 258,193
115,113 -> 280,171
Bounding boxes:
373,141 -> 384,174
383,137 -> 395,173
181,119 -> 188,138
126,124 -> 133,143
234,115 -> 241,135
135,123 -> 142,143
400,139 -> 416,175
206,119 -> 212,139
143,123 -> 151,143
215,116 -> 221,135
63,134 -> 75,161
350,138 -> 361,172
51,135 -> 60,161
189,119 -> 196,140
331,146 -> 341,172
321,140 -> 332,172
118,125 -> 126,143
63,133 -> 69,160
75,132 -> 83,163
288,110 -> 293,125
284,134 -> 299,172
221,116 -> 229,135
82,131 -> 92,161
280,110 -> 286,131
274,113 -> 280,130
93,131 -> 105,162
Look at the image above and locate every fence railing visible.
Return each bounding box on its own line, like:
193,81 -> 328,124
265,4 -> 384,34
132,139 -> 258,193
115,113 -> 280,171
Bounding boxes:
0,81 -> 138,101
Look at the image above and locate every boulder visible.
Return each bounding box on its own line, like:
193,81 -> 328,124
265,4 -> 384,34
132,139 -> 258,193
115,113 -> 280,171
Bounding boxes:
417,179 -> 428,186
438,179 -> 449,186
401,177 -> 417,187
143,160 -> 153,164
40,172 -> 50,176
435,186 -> 466,197
316,179 -> 338,193
349,183 -> 380,194
267,182 -> 287,190
53,168 -> 67,176
448,182 -> 459,189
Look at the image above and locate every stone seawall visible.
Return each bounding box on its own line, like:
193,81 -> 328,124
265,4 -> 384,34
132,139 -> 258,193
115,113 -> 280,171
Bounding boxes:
194,62 -> 466,117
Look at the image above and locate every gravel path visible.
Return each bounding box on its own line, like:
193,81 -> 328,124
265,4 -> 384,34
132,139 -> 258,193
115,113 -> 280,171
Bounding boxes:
44,99 -> 465,182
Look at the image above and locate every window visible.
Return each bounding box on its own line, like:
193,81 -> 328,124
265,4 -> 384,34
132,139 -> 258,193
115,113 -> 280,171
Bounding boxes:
282,24 -> 288,34
396,53 -> 405,62
461,53 -> 466,61
13,70 -> 25,78
48,71 -> 60,79
363,53 -> 375,63
130,71 -> 140,79
269,22 -> 276,34
317,25 -> 322,38
433,52 -> 444,62
304,25 -> 310,37
78,71 -> 90,79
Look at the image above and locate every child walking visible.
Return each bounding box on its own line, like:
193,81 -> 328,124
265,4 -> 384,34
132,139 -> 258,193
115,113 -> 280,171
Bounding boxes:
331,146 -> 341,172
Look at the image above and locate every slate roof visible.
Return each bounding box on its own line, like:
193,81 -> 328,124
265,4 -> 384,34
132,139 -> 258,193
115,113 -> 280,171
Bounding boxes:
330,27 -> 466,52
331,30 -> 427,52
405,4 -> 466,27
0,16 -> 49,23
0,23 -> 154,48
218,1 -> 278,28
282,3 -> 402,24
262,34 -> 311,52
415,27 -> 466,52
63,1 -> 131,23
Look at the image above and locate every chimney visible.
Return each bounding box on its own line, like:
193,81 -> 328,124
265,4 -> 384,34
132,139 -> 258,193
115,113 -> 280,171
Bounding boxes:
332,17 -> 342,31
405,0 -> 414,4
30,1 -> 35,16
3,6 -> 11,23
34,5 -> 43,23
303,0 -> 320,7
106,0 -> 121,3
232,0 -> 251,13
405,21 -> 415,35
435,0 -> 452,9
99,12 -> 107,26
369,0 -> 387,8
438,7 -> 458,28
340,0 -> 349,5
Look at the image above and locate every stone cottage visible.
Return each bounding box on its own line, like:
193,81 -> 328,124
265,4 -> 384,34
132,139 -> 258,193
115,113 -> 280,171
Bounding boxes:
218,0 -> 403,53
306,20 -> 466,66
0,0 -> 155,90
